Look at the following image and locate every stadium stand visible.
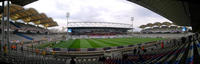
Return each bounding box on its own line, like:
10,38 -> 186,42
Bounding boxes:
140,22 -> 189,34
0,4 -> 59,42
102,33 -> 199,64
67,22 -> 132,36
0,20 -> 62,42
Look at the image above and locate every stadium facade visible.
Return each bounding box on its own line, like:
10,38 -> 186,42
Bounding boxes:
67,22 -> 133,35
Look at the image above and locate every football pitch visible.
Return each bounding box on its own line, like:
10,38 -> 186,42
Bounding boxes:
37,37 -> 165,48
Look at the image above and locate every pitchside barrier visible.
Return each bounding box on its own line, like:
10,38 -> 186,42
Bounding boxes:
21,38 -> 175,57
0,37 -> 185,64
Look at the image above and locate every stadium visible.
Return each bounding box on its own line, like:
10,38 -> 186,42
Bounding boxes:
67,22 -> 132,35
1,0 -> 200,64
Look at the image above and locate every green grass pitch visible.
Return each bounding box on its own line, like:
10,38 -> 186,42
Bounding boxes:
37,37 -> 165,49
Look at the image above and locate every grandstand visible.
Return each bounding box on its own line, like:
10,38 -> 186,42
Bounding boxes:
140,22 -> 189,34
0,4 -> 59,42
68,22 -> 132,35
1,0 -> 200,64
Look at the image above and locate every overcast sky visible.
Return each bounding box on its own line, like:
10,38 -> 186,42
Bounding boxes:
25,0 -> 170,31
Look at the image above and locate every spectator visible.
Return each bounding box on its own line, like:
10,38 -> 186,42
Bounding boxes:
137,49 -> 141,54
181,37 -> 186,43
98,57 -> 102,62
3,45 -> 7,56
52,50 -> 56,55
138,54 -> 144,62
143,49 -> 147,53
133,48 -> 137,55
70,58 -> 76,64
154,44 -> 157,48
42,50 -> 46,56
151,48 -> 154,51
20,46 -> 23,52
122,54 -> 128,60
35,49 -> 39,54
161,42 -> 164,48
141,46 -> 144,51
138,46 -> 141,49
102,56 -> 106,62
11,45 -> 15,50
13,45 -> 17,51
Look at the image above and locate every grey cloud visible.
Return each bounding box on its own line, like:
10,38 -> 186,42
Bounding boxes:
26,0 -> 170,31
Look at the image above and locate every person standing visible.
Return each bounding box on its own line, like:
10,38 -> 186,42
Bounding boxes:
133,48 -> 137,55
3,45 -> 7,56
161,42 -> 164,48
141,46 -> 144,51
13,45 -> 17,51
42,50 -> 46,56
35,49 -> 39,55
21,46 -> 23,51
11,44 -> 14,50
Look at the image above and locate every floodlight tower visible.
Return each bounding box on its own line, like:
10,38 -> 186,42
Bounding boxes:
66,12 -> 70,39
131,17 -> 134,34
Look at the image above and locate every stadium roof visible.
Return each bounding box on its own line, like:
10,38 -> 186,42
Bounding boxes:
128,0 -> 191,26
128,0 -> 200,32
0,0 -> 38,6
0,4 -> 58,27
144,27 -> 151,29
68,22 -> 132,29
26,13 -> 47,22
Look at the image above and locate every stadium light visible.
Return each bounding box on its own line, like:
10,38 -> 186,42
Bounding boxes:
66,12 -> 70,32
66,12 -> 70,18
131,17 -> 134,34
66,12 -> 71,39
